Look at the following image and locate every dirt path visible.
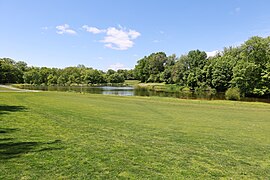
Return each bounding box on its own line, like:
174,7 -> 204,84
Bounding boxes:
0,85 -> 40,92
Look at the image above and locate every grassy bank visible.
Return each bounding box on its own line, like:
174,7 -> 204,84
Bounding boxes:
0,92 -> 270,179
136,83 -> 187,92
124,80 -> 140,86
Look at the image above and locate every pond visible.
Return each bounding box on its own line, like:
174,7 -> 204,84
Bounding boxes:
18,85 -> 270,103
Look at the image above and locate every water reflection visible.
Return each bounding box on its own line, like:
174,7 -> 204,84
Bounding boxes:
99,86 -> 134,96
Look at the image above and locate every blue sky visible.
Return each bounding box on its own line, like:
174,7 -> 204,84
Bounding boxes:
1,0 -> 270,70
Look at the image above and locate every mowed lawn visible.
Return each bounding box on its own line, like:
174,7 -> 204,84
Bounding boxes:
0,92 -> 270,179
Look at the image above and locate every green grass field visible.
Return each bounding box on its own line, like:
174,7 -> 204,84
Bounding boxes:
1,92 -> 270,179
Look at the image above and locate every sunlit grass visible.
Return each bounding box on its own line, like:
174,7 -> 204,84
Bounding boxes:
124,80 -> 140,86
0,92 -> 269,179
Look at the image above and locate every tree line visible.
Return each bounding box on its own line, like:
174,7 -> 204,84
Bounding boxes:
134,36 -> 270,97
1,35 -> 270,97
0,59 -> 135,85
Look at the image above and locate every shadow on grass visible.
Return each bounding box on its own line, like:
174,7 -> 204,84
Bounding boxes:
0,139 -> 63,160
0,105 -> 64,160
0,128 -> 19,134
0,105 -> 27,115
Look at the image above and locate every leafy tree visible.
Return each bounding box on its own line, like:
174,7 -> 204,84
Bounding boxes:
134,52 -> 167,82
183,50 -> 207,89
161,54 -> 176,83
134,57 -> 148,82
185,50 -> 207,69
107,69 -> 116,76
57,75 -> 66,86
230,36 -> 270,96
240,36 -> 269,66
205,56 -> 235,91
126,69 -> 135,80
47,74 -> 58,85
23,67 -> 42,85
84,69 -> 105,84
171,55 -> 186,85
0,58 -> 26,84
146,52 -> 167,82
107,73 -> 125,83
231,61 -> 261,95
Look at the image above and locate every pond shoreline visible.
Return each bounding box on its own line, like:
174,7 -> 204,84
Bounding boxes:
10,84 -> 270,103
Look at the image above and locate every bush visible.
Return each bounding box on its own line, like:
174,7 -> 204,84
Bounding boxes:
182,87 -> 190,92
225,87 -> 241,101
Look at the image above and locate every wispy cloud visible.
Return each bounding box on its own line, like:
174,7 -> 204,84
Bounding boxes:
56,24 -> 77,35
153,40 -> 160,43
83,25 -> 141,50
108,63 -> 131,70
82,25 -> 105,34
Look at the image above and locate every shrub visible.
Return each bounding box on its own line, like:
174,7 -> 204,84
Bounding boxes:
182,87 -> 190,92
225,87 -> 241,101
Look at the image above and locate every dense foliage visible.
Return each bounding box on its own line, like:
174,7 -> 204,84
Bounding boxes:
1,36 -> 270,96
134,36 -> 270,97
0,58 -> 27,84
225,87 -> 241,100
0,60 -> 135,85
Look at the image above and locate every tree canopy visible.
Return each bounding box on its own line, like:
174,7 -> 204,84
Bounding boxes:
134,36 -> 270,96
0,59 -> 133,85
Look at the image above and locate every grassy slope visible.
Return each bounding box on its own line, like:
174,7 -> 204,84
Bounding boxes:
0,92 -> 270,179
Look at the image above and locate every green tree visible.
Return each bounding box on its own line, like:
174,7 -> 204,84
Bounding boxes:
231,36 -> 270,96
23,67 -> 42,85
47,74 -> 58,85
84,69 -> 105,84
134,52 -> 167,82
0,58 -> 26,84
107,73 -> 125,83
182,50 -> 207,89
134,57 -> 148,82
205,56 -> 235,91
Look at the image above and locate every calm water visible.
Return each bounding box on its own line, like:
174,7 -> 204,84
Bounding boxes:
19,85 -> 270,103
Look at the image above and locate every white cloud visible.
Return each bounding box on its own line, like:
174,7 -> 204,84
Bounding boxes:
108,63 -> 131,70
128,29 -> 141,39
83,25 -> 141,50
82,25 -> 105,34
56,24 -> 77,35
97,56 -> 103,60
153,40 -> 160,43
101,27 -> 141,50
206,50 -> 219,58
